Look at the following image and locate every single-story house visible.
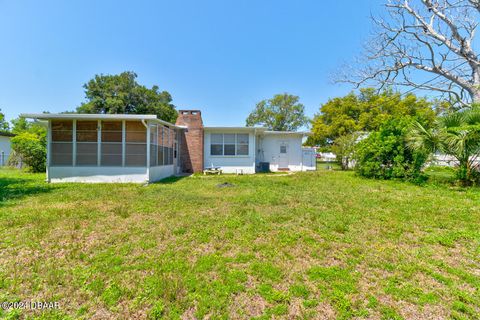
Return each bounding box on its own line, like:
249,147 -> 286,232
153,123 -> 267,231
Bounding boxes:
22,110 -> 315,183
0,132 -> 15,166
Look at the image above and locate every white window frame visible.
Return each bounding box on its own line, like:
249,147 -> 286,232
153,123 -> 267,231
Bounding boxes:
210,133 -> 249,157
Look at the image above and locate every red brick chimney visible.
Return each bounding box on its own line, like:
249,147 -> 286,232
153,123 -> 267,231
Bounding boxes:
175,110 -> 204,173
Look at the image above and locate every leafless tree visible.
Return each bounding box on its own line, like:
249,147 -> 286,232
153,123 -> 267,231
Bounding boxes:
337,0 -> 480,107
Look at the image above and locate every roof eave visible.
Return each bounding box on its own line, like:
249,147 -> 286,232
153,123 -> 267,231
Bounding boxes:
20,113 -> 185,130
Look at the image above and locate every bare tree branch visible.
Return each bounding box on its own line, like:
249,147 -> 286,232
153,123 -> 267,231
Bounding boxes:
335,0 -> 480,106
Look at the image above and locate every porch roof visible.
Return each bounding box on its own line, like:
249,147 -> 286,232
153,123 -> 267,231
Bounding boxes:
20,113 -> 186,129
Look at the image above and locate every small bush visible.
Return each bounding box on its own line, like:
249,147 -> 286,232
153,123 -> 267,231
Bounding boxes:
354,118 -> 427,182
10,132 -> 46,173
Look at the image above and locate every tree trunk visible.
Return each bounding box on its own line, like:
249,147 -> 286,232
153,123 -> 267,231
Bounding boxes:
473,87 -> 480,105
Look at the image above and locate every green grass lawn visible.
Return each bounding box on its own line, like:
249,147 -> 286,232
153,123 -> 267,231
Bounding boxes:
0,168 -> 479,319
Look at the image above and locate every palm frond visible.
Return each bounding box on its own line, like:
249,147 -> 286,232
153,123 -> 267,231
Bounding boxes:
406,121 -> 439,154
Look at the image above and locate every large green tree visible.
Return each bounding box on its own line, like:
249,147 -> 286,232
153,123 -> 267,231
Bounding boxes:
246,93 -> 309,131
310,88 -> 440,147
77,71 -> 177,123
0,108 -> 10,133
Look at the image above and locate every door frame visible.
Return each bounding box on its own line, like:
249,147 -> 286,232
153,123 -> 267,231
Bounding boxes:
277,140 -> 289,169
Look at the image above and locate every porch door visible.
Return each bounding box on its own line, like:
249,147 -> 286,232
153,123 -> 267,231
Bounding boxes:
277,141 -> 289,169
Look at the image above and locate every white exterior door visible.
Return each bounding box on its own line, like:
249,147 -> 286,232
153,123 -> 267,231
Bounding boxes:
277,141 -> 289,169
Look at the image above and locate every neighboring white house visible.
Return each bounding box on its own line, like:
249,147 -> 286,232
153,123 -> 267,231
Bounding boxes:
0,132 -> 14,166
22,110 -> 315,183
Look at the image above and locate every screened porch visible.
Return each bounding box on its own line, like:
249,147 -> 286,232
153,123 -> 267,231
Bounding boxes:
49,119 -> 176,169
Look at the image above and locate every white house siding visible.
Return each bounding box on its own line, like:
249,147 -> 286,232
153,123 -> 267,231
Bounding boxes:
203,129 -> 256,174
49,166 -> 148,183
258,134 -> 312,172
0,135 -> 12,166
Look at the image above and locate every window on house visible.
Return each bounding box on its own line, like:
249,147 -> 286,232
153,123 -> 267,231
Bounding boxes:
210,134 -> 223,155
76,121 -> 98,166
210,133 -> 249,156
280,145 -> 287,154
125,121 -> 146,166
224,134 -> 236,155
51,120 -> 73,166
236,134 -> 249,155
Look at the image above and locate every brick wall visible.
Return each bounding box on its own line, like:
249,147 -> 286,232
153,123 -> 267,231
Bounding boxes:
175,110 -> 204,173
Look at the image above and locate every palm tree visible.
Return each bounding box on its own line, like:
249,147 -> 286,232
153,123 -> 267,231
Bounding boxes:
408,108 -> 480,186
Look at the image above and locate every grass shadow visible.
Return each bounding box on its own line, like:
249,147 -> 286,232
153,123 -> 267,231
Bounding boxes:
152,176 -> 188,184
0,176 -> 57,206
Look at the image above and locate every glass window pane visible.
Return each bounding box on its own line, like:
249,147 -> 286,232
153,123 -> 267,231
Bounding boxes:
280,145 -> 287,154
211,134 -> 223,144
224,144 -> 235,155
237,144 -> 249,155
237,134 -> 249,144
211,144 -> 223,155
224,134 -> 235,144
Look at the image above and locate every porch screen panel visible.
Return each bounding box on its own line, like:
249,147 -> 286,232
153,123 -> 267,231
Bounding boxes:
150,125 -> 157,167
76,121 -> 98,166
126,121 -> 146,166
165,127 -> 173,165
169,128 -> 174,164
157,125 -> 164,166
101,121 -> 122,166
163,127 -> 168,165
51,120 -> 73,166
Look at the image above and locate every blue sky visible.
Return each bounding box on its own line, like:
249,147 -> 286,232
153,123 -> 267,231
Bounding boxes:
0,0 -> 384,126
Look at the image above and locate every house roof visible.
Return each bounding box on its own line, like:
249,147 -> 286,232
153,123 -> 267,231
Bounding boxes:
204,127 -> 310,136
204,126 -> 267,132
264,131 -> 311,136
20,113 -> 186,129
